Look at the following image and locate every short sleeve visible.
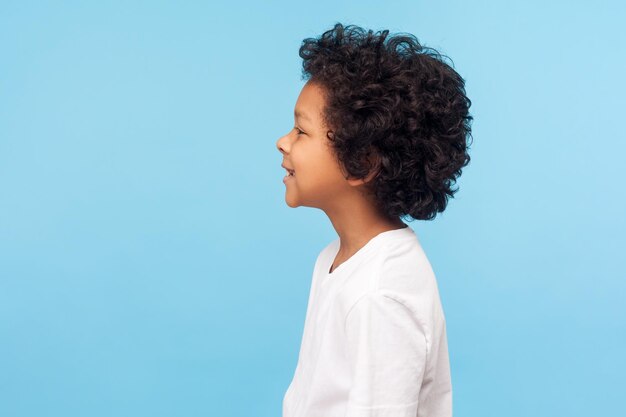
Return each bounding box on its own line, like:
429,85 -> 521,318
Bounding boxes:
344,291 -> 428,417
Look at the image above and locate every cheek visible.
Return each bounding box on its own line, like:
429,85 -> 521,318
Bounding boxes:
307,159 -> 344,187
293,142 -> 343,181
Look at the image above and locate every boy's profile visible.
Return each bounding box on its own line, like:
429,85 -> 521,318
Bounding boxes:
276,23 -> 472,417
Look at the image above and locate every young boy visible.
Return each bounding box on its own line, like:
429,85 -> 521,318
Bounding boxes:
276,23 -> 472,417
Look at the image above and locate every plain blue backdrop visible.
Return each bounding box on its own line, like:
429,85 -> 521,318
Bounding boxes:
1,1 -> 624,416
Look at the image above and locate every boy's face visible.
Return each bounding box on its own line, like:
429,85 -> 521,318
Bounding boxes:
276,81 -> 350,209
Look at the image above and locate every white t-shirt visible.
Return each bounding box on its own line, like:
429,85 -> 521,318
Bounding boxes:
282,225 -> 452,417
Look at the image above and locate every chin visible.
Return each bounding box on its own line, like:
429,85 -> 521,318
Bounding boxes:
285,197 -> 299,208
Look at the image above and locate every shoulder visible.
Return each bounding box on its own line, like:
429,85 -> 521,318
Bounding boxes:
347,233 -> 440,298
377,236 -> 446,324
341,235 -> 447,341
377,237 -> 440,301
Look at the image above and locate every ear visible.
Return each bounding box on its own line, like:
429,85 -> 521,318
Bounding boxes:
346,150 -> 381,187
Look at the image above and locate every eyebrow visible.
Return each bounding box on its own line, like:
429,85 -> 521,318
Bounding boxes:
294,109 -> 311,121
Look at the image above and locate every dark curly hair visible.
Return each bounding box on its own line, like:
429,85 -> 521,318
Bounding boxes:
298,23 -> 473,221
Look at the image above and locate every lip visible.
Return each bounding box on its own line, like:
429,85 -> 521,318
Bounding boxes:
281,163 -> 295,182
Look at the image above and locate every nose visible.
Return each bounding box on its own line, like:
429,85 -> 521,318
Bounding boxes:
276,131 -> 290,154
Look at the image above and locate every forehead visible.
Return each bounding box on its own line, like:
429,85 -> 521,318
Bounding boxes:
294,81 -> 326,122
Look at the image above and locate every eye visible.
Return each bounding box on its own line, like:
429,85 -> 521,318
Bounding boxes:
294,127 -> 304,136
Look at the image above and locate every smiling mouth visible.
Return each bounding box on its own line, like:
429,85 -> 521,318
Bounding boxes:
283,169 -> 295,182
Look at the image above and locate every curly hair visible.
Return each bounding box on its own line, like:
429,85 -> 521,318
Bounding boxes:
298,23 -> 473,221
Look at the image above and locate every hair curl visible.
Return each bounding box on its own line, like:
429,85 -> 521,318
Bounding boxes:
299,23 -> 473,221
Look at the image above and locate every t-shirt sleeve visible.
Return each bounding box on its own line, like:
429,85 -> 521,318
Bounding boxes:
344,290 -> 428,417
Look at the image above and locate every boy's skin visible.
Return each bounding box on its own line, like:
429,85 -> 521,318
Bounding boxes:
276,81 -> 407,273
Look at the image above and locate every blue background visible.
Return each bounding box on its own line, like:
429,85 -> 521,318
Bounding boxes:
1,1 -> 624,416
